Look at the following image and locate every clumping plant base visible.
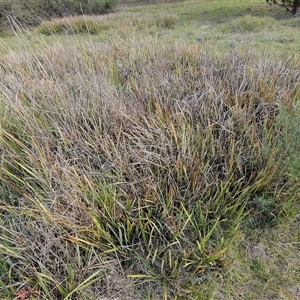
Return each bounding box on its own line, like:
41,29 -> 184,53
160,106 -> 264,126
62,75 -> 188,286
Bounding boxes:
0,2 -> 300,299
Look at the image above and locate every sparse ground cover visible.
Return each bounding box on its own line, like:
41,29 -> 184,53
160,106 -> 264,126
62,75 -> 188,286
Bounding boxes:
0,1 -> 300,299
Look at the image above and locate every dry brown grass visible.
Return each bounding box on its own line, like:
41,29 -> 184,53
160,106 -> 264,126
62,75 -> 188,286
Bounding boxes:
0,8 -> 299,300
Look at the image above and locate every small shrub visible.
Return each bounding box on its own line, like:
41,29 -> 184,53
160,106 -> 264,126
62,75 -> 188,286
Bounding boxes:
0,0 -> 116,29
50,0 -> 116,16
0,0 -> 53,28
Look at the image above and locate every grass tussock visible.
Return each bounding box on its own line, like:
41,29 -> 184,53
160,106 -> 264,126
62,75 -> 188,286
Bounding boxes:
220,15 -> 275,33
0,29 -> 299,298
37,12 -> 178,36
37,15 -> 111,35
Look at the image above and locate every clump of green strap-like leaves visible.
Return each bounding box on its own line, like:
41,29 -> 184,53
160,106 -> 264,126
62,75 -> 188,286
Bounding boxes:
0,27 -> 299,299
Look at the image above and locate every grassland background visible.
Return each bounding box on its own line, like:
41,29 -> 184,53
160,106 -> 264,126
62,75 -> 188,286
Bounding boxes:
0,0 -> 300,299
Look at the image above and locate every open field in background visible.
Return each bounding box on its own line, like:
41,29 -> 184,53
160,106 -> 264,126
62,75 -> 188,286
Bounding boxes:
0,0 -> 300,299
2,0 -> 300,56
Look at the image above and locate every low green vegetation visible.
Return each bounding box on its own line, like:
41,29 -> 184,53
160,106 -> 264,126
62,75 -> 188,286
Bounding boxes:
219,15 -> 275,33
0,0 -> 299,299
